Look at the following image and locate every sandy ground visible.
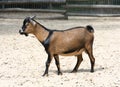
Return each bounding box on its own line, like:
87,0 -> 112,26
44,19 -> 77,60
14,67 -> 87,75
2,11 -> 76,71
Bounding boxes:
0,17 -> 120,87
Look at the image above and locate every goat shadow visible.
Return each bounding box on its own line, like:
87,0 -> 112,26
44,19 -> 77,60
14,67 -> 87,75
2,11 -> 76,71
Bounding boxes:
77,67 -> 105,73
51,67 -> 105,74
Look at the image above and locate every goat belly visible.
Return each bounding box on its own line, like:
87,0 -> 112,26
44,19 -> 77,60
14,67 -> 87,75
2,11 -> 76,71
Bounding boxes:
60,48 -> 85,56
63,49 -> 78,54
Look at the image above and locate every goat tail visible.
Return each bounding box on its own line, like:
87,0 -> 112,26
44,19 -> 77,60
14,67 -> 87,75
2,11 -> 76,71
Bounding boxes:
86,25 -> 94,33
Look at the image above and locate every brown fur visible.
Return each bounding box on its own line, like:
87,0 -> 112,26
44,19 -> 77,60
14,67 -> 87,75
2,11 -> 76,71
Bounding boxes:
19,17 -> 95,76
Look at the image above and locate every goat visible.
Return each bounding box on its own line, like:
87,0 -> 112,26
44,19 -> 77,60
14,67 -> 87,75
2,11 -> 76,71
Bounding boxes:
19,16 -> 95,76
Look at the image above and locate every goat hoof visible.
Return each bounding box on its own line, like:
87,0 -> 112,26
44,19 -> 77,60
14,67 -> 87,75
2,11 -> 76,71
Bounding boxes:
42,73 -> 49,77
58,72 -> 62,75
71,70 -> 77,73
90,70 -> 94,73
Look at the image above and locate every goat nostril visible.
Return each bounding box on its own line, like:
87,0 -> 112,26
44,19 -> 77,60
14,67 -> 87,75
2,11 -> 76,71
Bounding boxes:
19,29 -> 24,34
19,30 -> 22,34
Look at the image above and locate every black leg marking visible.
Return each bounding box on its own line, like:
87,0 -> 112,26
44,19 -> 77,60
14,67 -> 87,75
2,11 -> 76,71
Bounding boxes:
43,54 -> 53,76
54,54 -> 62,75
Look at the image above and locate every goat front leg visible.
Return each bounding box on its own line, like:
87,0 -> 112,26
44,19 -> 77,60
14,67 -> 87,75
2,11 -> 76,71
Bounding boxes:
43,54 -> 53,76
54,54 -> 62,75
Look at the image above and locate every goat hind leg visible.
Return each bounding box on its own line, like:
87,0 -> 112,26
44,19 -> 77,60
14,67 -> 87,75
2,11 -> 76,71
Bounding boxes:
86,46 -> 95,72
71,54 -> 83,73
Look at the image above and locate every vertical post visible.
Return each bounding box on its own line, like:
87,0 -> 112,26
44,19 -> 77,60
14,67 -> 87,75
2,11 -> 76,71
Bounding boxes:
49,1 -> 53,9
108,0 -> 110,4
2,4 -> 5,9
2,0 -> 5,9
64,0 -> 68,19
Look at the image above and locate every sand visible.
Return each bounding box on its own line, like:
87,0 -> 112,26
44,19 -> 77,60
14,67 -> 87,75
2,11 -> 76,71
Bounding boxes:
0,17 -> 120,87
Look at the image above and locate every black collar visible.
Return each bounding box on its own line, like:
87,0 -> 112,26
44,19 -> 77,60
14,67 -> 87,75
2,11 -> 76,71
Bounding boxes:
42,30 -> 53,46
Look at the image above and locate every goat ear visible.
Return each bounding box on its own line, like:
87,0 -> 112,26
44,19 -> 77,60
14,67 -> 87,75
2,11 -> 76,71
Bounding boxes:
31,16 -> 36,20
30,19 -> 36,26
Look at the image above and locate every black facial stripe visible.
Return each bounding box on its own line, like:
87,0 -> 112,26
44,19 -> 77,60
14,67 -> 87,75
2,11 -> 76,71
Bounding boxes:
22,17 -> 31,31
22,25 -> 26,31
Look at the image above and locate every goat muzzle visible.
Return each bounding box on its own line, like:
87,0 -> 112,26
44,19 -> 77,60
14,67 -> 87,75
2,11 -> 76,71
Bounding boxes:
19,30 -> 28,36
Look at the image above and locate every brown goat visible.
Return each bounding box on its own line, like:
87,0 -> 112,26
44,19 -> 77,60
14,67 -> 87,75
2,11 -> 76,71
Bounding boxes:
19,16 -> 95,76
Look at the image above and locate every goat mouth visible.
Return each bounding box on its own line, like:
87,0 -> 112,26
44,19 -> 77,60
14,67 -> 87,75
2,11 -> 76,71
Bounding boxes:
19,30 -> 28,36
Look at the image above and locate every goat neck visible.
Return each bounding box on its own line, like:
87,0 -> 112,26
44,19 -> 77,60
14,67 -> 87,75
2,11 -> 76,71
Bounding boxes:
33,23 -> 49,43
